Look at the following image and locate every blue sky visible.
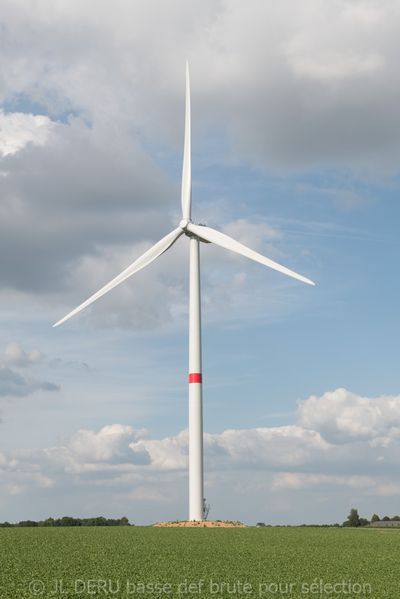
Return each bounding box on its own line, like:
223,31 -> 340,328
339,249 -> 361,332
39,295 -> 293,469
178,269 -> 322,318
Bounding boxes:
1,0 -> 400,525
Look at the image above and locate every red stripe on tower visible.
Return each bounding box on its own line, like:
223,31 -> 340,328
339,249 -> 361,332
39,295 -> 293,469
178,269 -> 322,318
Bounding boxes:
189,373 -> 202,384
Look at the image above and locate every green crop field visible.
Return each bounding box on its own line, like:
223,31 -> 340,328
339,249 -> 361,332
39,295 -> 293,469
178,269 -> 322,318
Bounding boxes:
0,527 -> 398,598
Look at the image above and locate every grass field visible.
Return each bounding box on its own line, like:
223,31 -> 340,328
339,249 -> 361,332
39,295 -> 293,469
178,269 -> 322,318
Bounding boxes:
0,527 -> 398,598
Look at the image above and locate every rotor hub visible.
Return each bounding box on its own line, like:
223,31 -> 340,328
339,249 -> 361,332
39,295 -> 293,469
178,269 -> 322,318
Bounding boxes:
179,219 -> 190,230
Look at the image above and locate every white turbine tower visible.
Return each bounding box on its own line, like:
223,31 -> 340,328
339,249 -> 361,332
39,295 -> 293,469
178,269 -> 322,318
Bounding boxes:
54,62 -> 315,522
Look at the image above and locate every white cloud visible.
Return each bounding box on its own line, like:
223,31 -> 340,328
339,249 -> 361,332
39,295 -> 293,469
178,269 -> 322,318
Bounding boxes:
130,430 -> 188,471
297,387 -> 400,444
8,387 -> 400,480
206,425 -> 329,468
4,387 -> 400,521
69,424 -> 146,462
3,342 -> 43,367
9,387 -> 400,483
0,111 -> 53,157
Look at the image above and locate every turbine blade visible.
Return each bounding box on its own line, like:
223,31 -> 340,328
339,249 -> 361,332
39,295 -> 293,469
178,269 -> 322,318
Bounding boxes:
187,223 -> 315,286
181,61 -> 191,220
53,227 -> 183,327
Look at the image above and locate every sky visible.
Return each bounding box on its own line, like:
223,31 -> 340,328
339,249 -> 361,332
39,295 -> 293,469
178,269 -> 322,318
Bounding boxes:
1,0 -> 400,525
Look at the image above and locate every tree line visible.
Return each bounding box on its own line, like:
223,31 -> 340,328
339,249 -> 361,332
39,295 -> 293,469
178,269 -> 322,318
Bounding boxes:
1,509 -> 398,528
342,508 -> 400,527
256,509 -> 400,528
0,516 -> 131,527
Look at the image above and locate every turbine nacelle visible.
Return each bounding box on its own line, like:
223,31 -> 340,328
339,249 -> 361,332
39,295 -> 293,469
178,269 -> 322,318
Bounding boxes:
179,219 -> 191,230
180,219 -> 211,243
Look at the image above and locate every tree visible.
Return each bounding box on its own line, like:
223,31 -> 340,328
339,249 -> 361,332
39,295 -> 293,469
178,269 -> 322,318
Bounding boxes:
348,508 -> 361,527
18,520 -> 38,527
371,514 -> 380,523
342,507 -> 369,527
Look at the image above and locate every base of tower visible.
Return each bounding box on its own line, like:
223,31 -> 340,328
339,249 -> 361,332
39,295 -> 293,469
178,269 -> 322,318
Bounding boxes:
153,520 -> 246,528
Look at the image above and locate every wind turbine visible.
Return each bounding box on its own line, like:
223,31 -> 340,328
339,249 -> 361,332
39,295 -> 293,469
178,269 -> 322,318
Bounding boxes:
54,62 -> 315,522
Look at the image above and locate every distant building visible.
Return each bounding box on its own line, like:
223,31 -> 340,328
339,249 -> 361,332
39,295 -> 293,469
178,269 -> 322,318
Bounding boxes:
370,520 -> 400,528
